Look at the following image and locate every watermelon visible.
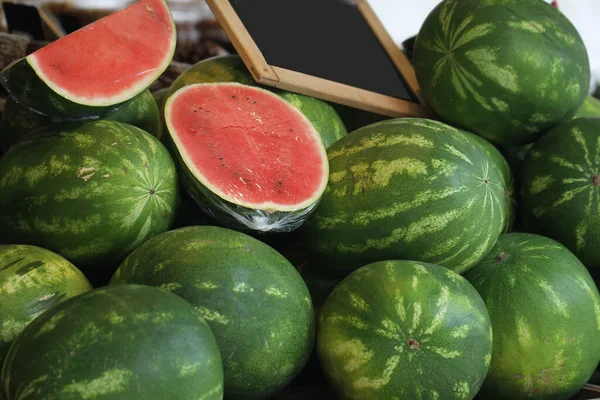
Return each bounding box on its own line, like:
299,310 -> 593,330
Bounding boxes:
521,117 -> 600,268
0,244 -> 92,366
164,82 -> 329,232
574,95 -> 600,119
1,284 -> 224,400
0,120 -> 178,270
162,55 -> 347,148
0,0 -> 176,118
464,131 -> 515,232
413,0 -> 590,146
318,260 -> 492,400
0,90 -> 161,153
110,226 -> 315,399
465,233 -> 600,399
300,118 -> 505,276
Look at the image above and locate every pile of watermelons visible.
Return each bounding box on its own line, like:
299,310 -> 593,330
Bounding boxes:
1,0 -> 600,399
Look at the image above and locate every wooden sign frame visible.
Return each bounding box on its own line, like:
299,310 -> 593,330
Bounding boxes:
205,0 -> 431,118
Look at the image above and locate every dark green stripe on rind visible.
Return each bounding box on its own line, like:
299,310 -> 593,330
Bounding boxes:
521,118 -> 600,267
110,226 -> 315,400
465,233 -> 600,400
301,118 -> 505,275
1,284 -> 224,400
0,244 -> 92,366
162,55 -> 347,148
0,90 -> 161,153
0,120 -> 179,270
318,261 -> 492,400
413,0 -> 590,146
0,59 -> 123,119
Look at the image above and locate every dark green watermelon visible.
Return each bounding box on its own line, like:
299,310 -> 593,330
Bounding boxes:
414,0 -> 590,146
0,120 -> 179,270
466,233 -> 600,399
300,118 -> 505,276
318,260 -> 492,399
521,118 -> 600,267
1,284 -> 223,400
110,226 -> 315,399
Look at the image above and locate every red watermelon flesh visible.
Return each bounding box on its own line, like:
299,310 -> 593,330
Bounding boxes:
27,0 -> 175,106
165,83 -> 328,211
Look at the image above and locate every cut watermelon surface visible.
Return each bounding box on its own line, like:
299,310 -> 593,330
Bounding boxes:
165,83 -> 329,230
0,0 -> 176,117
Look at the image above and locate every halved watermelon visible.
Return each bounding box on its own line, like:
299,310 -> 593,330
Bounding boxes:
0,0 -> 176,118
164,83 -> 329,232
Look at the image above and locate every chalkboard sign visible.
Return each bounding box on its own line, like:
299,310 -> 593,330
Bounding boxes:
2,2 -> 65,41
206,0 -> 430,118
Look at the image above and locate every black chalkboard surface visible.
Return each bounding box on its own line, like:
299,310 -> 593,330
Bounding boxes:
206,0 -> 429,118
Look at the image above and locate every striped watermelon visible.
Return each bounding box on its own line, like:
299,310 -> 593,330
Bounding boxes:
414,0 -> 590,146
0,90 -> 161,153
1,284 -> 223,400
162,55 -> 347,148
0,120 -> 178,270
465,233 -> 600,399
300,118 -> 505,276
318,260 -> 492,400
0,244 -> 92,366
110,226 -> 315,399
521,117 -> 600,267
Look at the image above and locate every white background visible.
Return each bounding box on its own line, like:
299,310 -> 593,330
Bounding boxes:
370,0 -> 600,90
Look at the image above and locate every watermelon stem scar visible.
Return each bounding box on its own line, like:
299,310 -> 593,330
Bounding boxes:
407,338 -> 420,350
165,82 -> 329,232
591,175 -> 600,186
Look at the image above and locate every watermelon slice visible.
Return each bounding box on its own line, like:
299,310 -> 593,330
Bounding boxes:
165,83 -> 329,232
0,0 -> 176,119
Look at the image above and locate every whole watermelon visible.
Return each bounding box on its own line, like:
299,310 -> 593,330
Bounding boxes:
110,226 -> 315,399
521,118 -> 600,267
465,233 -> 600,399
318,260 -> 492,400
0,244 -> 92,365
1,284 -> 224,400
162,55 -> 347,148
414,0 -> 590,146
0,120 -> 179,270
300,118 -> 506,276
0,89 -> 161,153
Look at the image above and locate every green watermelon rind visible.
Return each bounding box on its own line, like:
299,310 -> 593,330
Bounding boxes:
318,260 -> 493,400
521,117 -> 600,267
1,284 -> 224,400
0,120 -> 179,270
110,225 -> 315,399
164,82 -> 329,233
301,117 -> 506,275
413,0 -> 590,146
465,233 -> 600,399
